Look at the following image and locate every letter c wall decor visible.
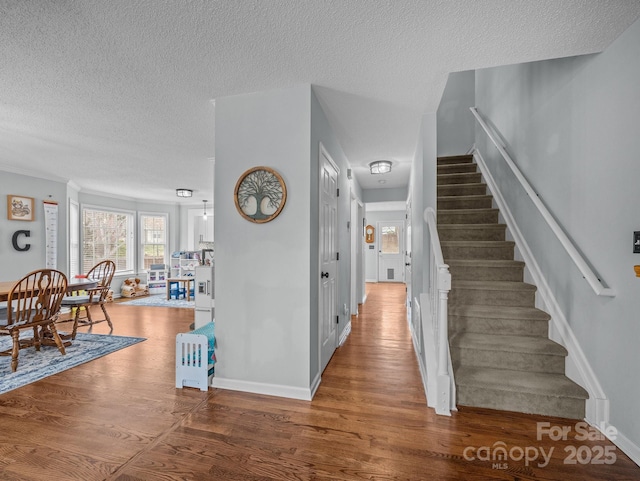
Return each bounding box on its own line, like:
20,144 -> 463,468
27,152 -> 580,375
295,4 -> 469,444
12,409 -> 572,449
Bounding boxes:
12,230 -> 31,251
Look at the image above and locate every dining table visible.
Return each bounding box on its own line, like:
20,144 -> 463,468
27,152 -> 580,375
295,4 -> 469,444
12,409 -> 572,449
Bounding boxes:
0,276 -> 98,303
0,276 -> 99,347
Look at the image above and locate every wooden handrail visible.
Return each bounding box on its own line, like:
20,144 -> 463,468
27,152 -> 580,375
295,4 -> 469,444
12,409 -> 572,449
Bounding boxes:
470,107 -> 615,297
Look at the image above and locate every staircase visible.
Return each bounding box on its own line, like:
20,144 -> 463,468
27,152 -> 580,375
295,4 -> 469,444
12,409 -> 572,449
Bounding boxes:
437,154 -> 588,419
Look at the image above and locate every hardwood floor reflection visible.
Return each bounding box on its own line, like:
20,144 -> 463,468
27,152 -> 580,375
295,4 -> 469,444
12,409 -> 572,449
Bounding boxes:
0,284 -> 637,480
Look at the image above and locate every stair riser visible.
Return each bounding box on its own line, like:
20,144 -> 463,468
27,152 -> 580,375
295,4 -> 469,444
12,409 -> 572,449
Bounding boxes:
437,156 -> 473,165
437,164 -> 477,175
452,348 -> 566,374
438,184 -> 487,196
438,210 -> 499,224
450,289 -> 536,307
449,265 -> 523,282
449,316 -> 549,337
438,226 -> 506,241
438,197 -> 492,210
456,387 -> 586,420
442,244 -> 514,260
437,173 -> 482,185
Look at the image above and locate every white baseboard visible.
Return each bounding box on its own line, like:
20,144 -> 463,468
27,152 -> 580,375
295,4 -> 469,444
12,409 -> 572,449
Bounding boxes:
310,371 -> 321,399
211,377 -> 313,401
339,320 -> 352,346
607,424 -> 640,467
365,278 -> 377,283
472,148 -> 608,426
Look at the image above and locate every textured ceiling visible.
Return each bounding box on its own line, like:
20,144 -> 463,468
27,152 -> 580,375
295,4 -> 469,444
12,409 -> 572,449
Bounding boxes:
1,1 -> 639,202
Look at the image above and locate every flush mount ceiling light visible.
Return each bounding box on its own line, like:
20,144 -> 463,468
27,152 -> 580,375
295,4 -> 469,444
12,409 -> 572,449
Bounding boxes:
369,160 -> 392,175
176,188 -> 193,198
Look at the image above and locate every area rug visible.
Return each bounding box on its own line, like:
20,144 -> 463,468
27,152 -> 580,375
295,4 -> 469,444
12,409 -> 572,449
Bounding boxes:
0,333 -> 145,395
120,294 -> 194,308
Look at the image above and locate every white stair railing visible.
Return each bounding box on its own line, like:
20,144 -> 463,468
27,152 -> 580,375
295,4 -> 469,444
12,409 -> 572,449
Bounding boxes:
423,207 -> 454,415
470,107 -> 615,297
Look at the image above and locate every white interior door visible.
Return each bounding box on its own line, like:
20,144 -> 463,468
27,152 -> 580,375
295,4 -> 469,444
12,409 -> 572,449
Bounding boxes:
377,220 -> 404,282
319,144 -> 339,373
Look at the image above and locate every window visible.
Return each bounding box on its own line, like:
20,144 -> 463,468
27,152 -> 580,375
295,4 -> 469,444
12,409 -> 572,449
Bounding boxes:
140,214 -> 167,270
381,226 -> 400,254
82,207 -> 134,274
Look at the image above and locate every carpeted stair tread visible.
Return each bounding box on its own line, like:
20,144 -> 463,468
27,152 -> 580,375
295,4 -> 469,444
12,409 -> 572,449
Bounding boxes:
437,208 -> 500,225
452,280 -> 537,292
437,163 -> 478,175
438,183 -> 487,196
451,332 -> 567,356
447,259 -> 525,268
456,366 -> 589,399
447,259 -> 525,281
437,155 -> 474,165
442,240 -> 515,258
437,172 -> 482,185
437,194 -> 493,210
449,304 -> 550,321
437,224 -> 506,241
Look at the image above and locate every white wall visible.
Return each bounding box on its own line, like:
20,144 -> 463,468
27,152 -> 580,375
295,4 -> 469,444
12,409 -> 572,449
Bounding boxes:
475,17 -> 640,456
437,70 -> 475,157
214,85 -> 312,398
0,172 -> 68,281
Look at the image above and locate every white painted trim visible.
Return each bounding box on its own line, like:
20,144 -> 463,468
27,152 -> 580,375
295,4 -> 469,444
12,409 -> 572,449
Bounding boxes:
473,148 -> 609,427
211,377 -> 313,401
339,320 -> 352,346
310,372 -> 322,399
365,278 -> 378,283
471,107 -> 614,297
605,424 -> 640,467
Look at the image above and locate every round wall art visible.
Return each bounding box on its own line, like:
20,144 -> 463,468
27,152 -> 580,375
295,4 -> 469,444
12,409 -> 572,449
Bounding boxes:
234,166 -> 287,223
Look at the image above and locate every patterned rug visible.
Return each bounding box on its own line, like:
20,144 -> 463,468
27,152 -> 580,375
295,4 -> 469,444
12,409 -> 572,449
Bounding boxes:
120,294 -> 194,308
0,332 -> 145,395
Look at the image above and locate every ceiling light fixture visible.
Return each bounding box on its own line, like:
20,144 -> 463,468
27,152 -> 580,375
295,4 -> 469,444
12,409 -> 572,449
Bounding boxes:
176,188 -> 193,198
369,160 -> 392,175
203,200 -> 208,220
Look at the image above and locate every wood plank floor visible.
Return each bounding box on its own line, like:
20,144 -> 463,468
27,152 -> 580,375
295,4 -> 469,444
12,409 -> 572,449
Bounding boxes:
0,283 -> 638,480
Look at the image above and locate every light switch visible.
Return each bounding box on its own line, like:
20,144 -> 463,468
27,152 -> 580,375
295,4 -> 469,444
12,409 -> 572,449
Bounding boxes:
634,231 -> 640,253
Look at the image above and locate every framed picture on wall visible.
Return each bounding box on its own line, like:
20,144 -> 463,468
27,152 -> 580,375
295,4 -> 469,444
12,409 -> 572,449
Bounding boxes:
7,195 -> 35,221
234,166 -> 287,223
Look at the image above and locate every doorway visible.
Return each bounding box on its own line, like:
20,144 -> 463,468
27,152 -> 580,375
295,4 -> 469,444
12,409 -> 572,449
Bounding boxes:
377,220 -> 404,282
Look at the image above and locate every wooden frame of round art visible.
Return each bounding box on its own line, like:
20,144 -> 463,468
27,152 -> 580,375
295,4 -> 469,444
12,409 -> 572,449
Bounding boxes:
234,166 -> 287,223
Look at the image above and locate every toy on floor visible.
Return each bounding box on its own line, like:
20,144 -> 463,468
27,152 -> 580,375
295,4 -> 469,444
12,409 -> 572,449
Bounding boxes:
120,277 -> 149,298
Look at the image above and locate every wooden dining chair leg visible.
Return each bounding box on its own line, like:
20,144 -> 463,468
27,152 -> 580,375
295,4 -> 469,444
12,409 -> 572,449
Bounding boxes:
48,323 -> 66,356
101,304 -> 113,330
10,330 -> 20,372
32,326 -> 41,351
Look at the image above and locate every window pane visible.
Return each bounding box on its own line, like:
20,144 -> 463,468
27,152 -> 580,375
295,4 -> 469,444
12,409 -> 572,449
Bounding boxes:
82,208 -> 133,274
381,226 -> 399,254
141,214 -> 167,270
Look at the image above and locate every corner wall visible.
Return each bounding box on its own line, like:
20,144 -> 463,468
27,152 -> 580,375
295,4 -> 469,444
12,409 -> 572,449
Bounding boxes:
213,85 -> 312,398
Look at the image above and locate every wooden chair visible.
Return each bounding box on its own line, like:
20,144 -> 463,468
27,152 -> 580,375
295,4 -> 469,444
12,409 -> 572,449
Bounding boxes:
0,269 -> 68,372
60,260 -> 116,339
